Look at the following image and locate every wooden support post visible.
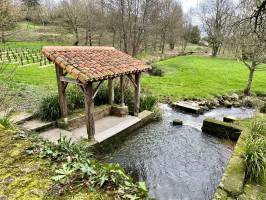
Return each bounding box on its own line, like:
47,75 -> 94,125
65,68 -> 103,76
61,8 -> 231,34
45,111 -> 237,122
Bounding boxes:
134,73 -> 141,116
108,79 -> 114,105
120,76 -> 125,106
55,64 -> 68,118
84,82 -> 95,140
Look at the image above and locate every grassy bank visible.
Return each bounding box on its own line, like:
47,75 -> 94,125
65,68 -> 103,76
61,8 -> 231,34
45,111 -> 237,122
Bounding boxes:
1,41 -> 266,112
143,56 -> 266,100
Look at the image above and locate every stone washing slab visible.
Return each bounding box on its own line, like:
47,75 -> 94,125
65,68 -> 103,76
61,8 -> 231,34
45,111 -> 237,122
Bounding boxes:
94,116 -> 140,143
172,102 -> 204,114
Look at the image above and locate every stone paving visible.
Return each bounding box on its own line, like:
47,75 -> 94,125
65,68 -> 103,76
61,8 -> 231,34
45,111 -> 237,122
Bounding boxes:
40,115 -> 141,143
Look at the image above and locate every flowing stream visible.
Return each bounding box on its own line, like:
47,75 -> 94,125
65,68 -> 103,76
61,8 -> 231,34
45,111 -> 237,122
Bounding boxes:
105,104 -> 254,200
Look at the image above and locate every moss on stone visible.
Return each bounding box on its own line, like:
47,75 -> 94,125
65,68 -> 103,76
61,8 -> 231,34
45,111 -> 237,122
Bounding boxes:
213,187 -> 228,200
0,130 -> 111,200
220,155 -> 245,196
202,118 -> 242,141
213,114 -> 266,200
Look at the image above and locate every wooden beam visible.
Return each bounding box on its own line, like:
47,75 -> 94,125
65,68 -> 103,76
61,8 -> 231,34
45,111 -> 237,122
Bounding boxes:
84,82 -> 95,140
55,64 -> 68,118
134,73 -> 141,116
108,79 -> 114,104
120,76 -> 125,106
60,76 -> 83,85
126,74 -> 137,88
93,80 -> 104,99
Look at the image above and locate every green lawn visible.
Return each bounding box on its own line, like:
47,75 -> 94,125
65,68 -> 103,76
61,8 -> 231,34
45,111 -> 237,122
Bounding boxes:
142,55 -> 266,100
1,49 -> 266,111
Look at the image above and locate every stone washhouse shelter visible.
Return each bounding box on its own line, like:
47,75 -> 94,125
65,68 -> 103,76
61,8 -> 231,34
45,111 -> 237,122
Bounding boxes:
42,46 -> 151,142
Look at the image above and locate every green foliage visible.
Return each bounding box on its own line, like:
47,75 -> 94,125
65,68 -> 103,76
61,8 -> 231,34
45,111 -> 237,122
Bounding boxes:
260,102 -> 266,113
244,118 -> 266,183
66,86 -> 84,110
36,86 -> 85,121
94,85 -> 109,106
189,26 -> 201,44
244,136 -> 266,183
0,116 -> 16,130
38,137 -> 149,199
140,96 -> 158,112
36,94 -> 61,121
249,119 -> 266,137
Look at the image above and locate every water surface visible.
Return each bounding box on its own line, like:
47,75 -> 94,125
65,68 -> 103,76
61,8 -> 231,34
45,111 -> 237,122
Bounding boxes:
106,104 -> 254,200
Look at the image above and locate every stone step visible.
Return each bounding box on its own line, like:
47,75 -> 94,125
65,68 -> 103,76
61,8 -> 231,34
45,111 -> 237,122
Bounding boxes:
172,102 -> 204,114
20,120 -> 56,132
10,112 -> 34,124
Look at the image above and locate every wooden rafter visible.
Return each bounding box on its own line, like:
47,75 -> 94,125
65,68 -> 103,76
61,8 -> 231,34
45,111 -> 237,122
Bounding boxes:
93,80 -> 104,99
60,76 -> 84,86
126,74 -> 137,88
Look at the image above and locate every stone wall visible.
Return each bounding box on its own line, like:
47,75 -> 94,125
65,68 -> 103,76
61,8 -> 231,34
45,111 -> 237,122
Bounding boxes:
202,118 -> 242,141
57,105 -> 112,130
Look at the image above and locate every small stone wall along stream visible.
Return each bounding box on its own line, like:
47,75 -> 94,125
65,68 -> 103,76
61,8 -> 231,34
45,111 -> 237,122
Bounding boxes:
105,104 -> 254,200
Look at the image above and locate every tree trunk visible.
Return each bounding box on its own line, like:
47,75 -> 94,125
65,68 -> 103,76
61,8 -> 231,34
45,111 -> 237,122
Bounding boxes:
1,30 -> 5,43
169,43 -> 175,50
85,29 -> 89,46
74,28 -> 79,46
112,31 -> 116,47
85,29 -> 92,46
212,45 -> 219,57
244,67 -> 255,96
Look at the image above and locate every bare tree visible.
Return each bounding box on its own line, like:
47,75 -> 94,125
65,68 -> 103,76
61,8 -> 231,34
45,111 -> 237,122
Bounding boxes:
234,0 -> 266,95
0,0 -> 19,43
166,1 -> 183,50
199,0 -> 234,57
79,0 -> 98,46
60,0 -> 82,45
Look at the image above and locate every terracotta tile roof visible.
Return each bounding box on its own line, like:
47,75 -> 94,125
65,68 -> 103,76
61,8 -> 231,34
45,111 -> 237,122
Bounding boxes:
42,46 -> 151,83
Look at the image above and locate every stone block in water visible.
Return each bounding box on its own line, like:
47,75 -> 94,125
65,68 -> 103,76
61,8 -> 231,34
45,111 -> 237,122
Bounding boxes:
202,118 -> 242,141
223,116 -> 237,123
173,119 -> 183,126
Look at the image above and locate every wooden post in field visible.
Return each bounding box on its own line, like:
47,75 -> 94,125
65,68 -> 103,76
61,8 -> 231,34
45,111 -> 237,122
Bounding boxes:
55,64 -> 68,118
84,82 -> 95,140
108,79 -> 114,105
134,73 -> 141,116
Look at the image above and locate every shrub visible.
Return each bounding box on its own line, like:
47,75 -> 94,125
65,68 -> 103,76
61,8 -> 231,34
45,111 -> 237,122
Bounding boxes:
37,95 -> 61,121
260,102 -> 266,113
94,85 -> 109,106
149,65 -> 164,77
244,137 -> 266,183
0,116 -> 16,130
37,86 -> 85,121
140,95 -> 158,112
249,118 -> 266,137
66,86 -> 84,110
